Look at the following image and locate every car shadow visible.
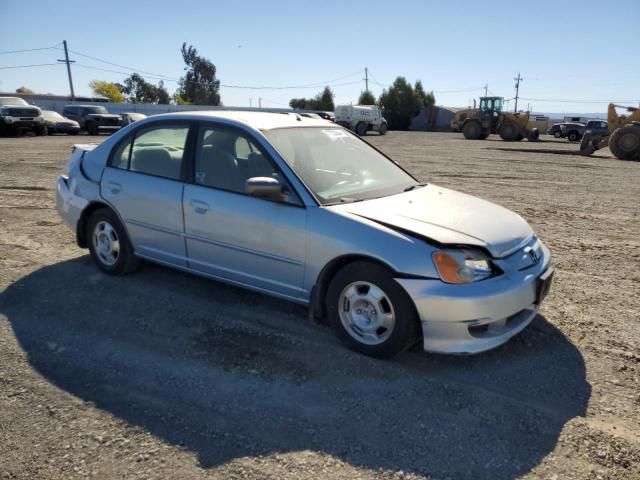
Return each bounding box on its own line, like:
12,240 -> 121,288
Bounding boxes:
0,257 -> 590,479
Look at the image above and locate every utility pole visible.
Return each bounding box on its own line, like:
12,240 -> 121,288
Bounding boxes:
258,97 -> 262,109
484,83 -> 488,97
364,67 -> 369,92
513,72 -> 522,113
57,40 -> 75,100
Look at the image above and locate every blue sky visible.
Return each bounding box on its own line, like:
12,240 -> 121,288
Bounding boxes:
1,0 -> 638,113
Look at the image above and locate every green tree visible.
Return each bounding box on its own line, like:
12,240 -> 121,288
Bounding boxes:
119,74 -> 169,104
15,86 -> 34,94
378,76 -> 421,130
414,80 -> 435,107
177,43 -> 221,105
289,86 -> 334,111
358,90 -> 376,105
89,80 -> 124,103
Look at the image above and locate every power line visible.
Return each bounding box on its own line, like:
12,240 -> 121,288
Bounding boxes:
519,97 -> 639,104
0,63 -> 60,70
0,44 -> 61,55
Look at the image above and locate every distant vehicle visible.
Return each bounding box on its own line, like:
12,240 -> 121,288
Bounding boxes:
0,96 -> 46,136
62,105 -> 122,135
580,104 -> 640,161
41,110 -> 80,135
299,112 -> 323,120
73,96 -> 110,103
120,112 -> 147,126
460,96 -> 539,141
55,111 -> 553,358
335,105 -> 387,135
316,111 -> 335,122
561,120 -> 609,142
547,122 -> 583,139
450,107 -> 477,132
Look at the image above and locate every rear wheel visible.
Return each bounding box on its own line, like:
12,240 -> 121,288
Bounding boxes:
609,124 -> 640,161
499,121 -> 519,141
87,208 -> 141,275
326,261 -> 419,358
462,121 -> 482,140
568,130 -> 580,142
355,122 -> 367,136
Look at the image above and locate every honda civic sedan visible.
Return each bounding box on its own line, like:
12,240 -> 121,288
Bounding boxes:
56,111 -> 553,358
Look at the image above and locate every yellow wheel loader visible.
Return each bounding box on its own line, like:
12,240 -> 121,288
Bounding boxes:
461,96 -> 539,142
580,103 -> 640,160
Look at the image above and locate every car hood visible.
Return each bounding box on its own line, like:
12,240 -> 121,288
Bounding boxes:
329,184 -> 533,258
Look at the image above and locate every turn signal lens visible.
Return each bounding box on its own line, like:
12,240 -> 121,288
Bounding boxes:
433,252 -> 469,284
432,251 -> 495,284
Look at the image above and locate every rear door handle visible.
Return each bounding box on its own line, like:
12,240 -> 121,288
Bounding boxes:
107,181 -> 122,194
190,199 -> 210,214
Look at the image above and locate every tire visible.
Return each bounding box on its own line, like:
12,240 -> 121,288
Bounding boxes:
35,125 -> 47,136
462,121 -> 482,140
378,122 -> 387,135
568,130 -> 580,142
478,132 -> 489,140
609,124 -> 640,161
553,131 -> 562,138
326,261 -> 420,358
355,122 -> 367,136
498,121 -> 519,141
86,208 -> 141,275
87,122 -> 98,135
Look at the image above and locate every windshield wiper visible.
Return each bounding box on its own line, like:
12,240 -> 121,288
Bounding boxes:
403,183 -> 427,192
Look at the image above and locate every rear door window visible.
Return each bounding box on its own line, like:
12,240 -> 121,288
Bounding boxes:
128,125 -> 190,180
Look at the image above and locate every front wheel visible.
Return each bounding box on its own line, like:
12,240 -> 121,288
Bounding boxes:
553,131 -> 562,138
462,121 -> 482,140
609,124 -> 640,161
378,123 -> 387,135
499,121 -> 519,141
326,261 -> 419,358
87,208 -> 141,275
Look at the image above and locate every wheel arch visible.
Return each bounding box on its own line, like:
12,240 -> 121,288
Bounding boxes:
77,201 -> 126,248
309,254 -> 400,323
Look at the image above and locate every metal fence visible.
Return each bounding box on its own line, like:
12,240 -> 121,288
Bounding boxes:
22,99 -> 294,117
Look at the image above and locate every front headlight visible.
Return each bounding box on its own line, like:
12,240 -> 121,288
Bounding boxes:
432,249 -> 499,284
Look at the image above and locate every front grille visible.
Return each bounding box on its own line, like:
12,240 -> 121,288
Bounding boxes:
8,108 -> 39,117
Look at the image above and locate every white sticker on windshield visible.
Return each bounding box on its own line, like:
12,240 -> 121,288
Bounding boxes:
322,129 -> 349,139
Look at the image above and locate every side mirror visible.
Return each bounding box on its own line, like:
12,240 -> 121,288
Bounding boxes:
245,176 -> 284,201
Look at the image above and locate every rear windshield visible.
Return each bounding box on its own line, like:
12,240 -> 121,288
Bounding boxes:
42,110 -> 64,121
85,106 -> 109,114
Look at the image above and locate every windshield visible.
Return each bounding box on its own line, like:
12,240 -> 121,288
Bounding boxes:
0,97 -> 29,106
42,110 -> 64,121
85,106 -> 109,114
264,127 -> 418,204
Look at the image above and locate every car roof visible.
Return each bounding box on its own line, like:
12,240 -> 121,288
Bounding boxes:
149,110 -> 333,130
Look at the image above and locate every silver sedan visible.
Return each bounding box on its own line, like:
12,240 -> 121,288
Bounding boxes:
56,111 -> 553,358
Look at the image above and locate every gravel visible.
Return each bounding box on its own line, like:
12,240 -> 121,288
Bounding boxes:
0,132 -> 638,479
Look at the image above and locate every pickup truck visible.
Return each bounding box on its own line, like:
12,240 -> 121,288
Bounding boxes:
0,96 -> 46,136
560,120 -> 609,142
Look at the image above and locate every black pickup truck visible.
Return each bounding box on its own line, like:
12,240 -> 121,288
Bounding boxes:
62,104 -> 121,135
561,120 -> 609,142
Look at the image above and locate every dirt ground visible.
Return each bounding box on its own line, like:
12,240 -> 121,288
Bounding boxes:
0,131 -> 638,480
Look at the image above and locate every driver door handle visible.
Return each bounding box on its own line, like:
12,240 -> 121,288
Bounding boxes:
190,199 -> 210,214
